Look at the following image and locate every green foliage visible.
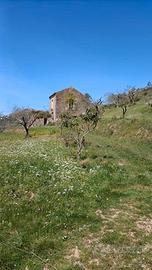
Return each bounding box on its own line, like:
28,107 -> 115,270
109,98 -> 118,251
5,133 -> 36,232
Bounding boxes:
61,105 -> 101,160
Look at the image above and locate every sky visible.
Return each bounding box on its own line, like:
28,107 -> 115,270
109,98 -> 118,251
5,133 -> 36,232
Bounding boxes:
0,0 -> 152,114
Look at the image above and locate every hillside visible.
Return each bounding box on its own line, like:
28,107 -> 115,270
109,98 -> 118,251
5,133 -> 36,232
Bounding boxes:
0,100 -> 152,270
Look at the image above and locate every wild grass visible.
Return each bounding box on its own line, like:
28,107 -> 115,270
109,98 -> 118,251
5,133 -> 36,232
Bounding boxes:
0,101 -> 152,269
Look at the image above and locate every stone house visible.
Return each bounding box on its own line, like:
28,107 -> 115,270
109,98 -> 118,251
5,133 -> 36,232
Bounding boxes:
49,87 -> 91,121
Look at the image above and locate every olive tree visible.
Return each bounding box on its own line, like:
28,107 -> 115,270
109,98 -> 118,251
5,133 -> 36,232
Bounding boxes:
60,103 -> 102,160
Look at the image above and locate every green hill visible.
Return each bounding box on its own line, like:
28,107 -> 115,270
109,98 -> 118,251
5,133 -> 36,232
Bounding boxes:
0,100 -> 152,270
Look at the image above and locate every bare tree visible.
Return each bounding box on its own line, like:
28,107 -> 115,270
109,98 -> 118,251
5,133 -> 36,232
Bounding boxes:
60,102 -> 102,160
127,87 -> 139,104
10,108 -> 41,137
108,93 -> 129,118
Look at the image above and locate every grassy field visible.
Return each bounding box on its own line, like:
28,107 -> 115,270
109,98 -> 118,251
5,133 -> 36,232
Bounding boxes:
0,102 -> 152,270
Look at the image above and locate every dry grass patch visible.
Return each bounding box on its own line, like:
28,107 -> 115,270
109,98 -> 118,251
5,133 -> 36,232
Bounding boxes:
136,218 -> 152,235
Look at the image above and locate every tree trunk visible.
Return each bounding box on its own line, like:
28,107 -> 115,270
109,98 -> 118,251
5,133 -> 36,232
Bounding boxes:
122,106 -> 127,118
23,124 -> 29,138
77,137 -> 84,161
77,144 -> 81,161
60,124 -> 63,136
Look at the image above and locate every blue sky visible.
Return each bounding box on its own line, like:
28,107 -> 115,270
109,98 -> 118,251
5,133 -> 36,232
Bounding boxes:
0,0 -> 152,114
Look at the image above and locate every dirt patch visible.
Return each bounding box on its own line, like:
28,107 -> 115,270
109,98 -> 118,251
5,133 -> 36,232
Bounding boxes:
136,128 -> 151,139
136,218 -> 152,235
95,208 -> 128,221
65,246 -> 81,261
118,159 -> 128,166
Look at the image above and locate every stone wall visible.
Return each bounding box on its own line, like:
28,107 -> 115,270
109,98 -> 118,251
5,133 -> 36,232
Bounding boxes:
55,88 -> 91,120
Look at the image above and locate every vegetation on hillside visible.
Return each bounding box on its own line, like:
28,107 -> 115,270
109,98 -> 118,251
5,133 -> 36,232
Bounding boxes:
60,103 -> 102,160
0,96 -> 152,269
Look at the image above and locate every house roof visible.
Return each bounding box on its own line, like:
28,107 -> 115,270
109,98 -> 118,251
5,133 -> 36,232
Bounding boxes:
49,92 -> 56,99
49,87 -> 84,99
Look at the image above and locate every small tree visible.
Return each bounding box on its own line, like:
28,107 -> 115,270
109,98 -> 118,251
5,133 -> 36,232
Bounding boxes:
10,108 -> 41,137
108,93 -> 129,118
127,87 -> 139,104
60,102 -> 102,160
117,93 -> 129,118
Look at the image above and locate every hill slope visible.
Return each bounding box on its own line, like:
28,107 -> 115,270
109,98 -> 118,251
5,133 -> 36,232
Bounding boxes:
0,100 -> 152,270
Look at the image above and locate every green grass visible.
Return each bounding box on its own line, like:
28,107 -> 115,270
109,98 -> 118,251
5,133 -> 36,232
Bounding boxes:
0,101 -> 152,269
30,125 -> 59,137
